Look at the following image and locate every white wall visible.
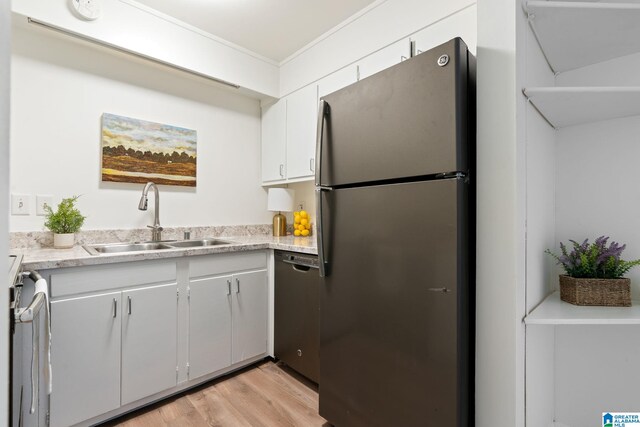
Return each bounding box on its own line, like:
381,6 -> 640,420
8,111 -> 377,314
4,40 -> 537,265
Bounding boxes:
12,0 -> 279,98
475,0 -> 522,426
555,325 -> 640,426
287,181 -> 315,214
279,0 -> 476,96
554,34 -> 640,286
0,0 -> 10,423
10,24 -> 272,232
556,116 -> 640,296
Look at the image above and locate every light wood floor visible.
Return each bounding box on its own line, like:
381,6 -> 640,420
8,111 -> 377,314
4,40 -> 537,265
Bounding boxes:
101,361 -> 329,427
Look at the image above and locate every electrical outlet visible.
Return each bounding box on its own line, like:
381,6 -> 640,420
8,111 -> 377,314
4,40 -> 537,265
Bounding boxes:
36,195 -> 54,216
11,194 -> 30,215
297,201 -> 305,211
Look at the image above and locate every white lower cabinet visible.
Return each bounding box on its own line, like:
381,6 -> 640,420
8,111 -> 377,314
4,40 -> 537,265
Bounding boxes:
188,276 -> 233,379
121,284 -> 178,405
188,269 -> 268,379
50,292 -> 121,427
47,251 -> 268,426
50,283 -> 178,427
231,270 -> 268,364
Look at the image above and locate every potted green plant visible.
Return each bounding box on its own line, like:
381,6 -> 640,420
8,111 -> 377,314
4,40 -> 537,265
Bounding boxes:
44,196 -> 86,249
546,236 -> 640,307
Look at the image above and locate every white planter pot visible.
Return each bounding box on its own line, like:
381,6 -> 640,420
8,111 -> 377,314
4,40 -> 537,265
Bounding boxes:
53,233 -> 75,249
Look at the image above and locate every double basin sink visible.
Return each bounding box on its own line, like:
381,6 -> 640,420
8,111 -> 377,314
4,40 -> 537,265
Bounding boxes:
83,238 -> 232,256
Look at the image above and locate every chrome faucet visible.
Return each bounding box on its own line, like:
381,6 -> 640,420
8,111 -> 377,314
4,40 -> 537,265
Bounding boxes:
138,182 -> 163,242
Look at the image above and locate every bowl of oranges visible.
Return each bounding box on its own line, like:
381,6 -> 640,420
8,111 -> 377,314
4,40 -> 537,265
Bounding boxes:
293,210 -> 312,236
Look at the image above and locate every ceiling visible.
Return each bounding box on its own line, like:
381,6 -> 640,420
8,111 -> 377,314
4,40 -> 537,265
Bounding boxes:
132,0 -> 379,63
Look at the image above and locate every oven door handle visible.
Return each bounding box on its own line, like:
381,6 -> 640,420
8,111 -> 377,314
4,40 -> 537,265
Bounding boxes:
15,270 -> 52,415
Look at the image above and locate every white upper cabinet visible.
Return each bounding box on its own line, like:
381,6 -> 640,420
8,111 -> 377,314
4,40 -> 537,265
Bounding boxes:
412,4 -> 477,56
357,39 -> 410,80
286,84 -> 318,180
261,99 -> 287,182
261,85 -> 319,185
318,65 -> 358,99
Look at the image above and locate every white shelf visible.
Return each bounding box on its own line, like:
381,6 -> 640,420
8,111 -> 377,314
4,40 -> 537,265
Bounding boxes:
525,292 -> 640,325
525,1 -> 640,73
523,86 -> 640,128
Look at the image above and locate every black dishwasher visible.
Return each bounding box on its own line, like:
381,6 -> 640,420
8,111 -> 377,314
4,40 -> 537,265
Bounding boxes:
274,250 -> 320,383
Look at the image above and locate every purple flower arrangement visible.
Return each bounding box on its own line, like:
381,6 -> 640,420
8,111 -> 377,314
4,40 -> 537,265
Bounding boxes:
546,236 -> 640,279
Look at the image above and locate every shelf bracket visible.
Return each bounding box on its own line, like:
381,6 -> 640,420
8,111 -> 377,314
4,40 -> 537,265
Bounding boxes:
521,88 -> 558,130
523,6 -> 558,76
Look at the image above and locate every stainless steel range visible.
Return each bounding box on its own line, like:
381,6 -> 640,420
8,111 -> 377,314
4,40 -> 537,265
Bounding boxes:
10,256 -> 51,427
9,254 -> 24,427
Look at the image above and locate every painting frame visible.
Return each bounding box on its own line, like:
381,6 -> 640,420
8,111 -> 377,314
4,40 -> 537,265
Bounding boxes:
101,113 -> 197,187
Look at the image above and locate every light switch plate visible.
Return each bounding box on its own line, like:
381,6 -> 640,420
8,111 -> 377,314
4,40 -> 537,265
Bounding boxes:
36,195 -> 54,216
11,194 -> 30,215
297,201 -> 305,211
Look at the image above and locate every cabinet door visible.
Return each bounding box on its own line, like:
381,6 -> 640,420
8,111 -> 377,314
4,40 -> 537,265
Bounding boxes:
318,65 -> 358,99
121,283 -> 178,405
412,5 -> 477,56
188,276 -> 232,379
357,38 -> 410,80
231,270 -> 268,364
50,292 -> 121,427
286,84 -> 318,179
261,99 -> 287,182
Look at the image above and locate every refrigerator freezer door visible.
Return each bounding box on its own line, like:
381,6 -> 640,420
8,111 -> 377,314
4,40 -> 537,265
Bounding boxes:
318,178 -> 470,427
318,38 -> 470,187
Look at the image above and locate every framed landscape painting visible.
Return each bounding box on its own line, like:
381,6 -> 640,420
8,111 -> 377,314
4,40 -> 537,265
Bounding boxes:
101,113 -> 197,187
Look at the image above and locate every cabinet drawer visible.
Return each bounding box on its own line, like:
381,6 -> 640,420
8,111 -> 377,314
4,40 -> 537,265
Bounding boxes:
49,259 -> 177,298
189,251 -> 267,278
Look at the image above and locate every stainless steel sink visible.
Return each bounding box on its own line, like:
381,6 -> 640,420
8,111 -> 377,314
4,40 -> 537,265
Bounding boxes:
165,239 -> 231,248
83,242 -> 174,255
83,238 -> 232,255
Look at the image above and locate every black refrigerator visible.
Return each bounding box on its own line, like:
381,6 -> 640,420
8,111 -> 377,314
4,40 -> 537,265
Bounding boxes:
315,38 -> 475,427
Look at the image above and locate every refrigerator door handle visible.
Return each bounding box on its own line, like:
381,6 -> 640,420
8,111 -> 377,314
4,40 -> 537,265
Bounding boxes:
315,99 -> 329,186
316,187 -> 330,277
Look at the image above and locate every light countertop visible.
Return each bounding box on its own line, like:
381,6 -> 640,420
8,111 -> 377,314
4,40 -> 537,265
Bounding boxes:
13,235 -> 317,270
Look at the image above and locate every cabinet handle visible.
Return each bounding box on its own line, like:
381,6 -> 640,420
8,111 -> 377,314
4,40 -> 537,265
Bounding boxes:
236,278 -> 240,294
112,298 -> 117,318
227,279 -> 231,296
279,164 -> 284,177
128,296 -> 132,315
310,158 -> 314,172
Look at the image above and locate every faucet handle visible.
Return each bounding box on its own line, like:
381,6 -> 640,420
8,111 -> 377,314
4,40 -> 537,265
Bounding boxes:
147,225 -> 163,231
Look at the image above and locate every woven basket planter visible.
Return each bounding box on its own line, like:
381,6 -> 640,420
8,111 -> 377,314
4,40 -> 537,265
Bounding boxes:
559,275 -> 631,307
